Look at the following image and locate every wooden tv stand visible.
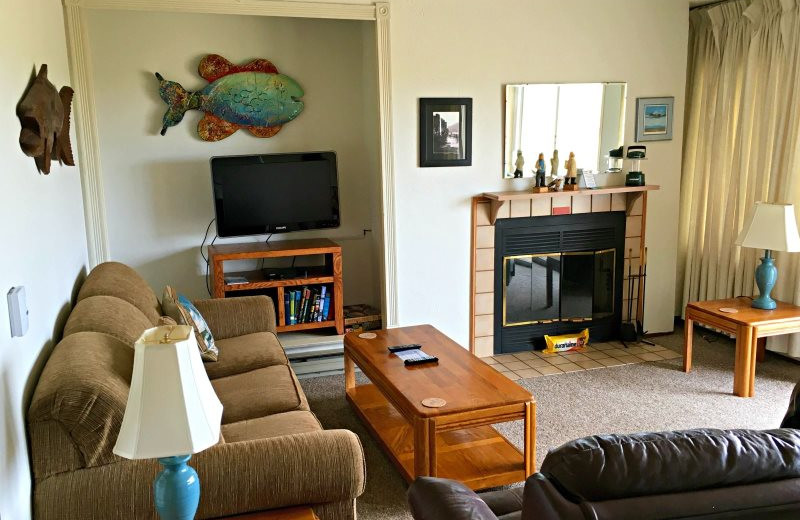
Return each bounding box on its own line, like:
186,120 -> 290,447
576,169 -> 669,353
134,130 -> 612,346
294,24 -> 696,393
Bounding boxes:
208,238 -> 344,334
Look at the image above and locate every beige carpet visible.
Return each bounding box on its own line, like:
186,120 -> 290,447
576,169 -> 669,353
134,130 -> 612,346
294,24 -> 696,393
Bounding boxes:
298,325 -> 800,520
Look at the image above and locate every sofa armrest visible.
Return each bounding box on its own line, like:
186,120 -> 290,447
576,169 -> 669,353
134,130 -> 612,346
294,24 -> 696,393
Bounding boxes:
407,477 -> 497,520
194,429 -> 365,515
521,473 -> 584,520
193,295 -> 276,339
782,380 -> 800,428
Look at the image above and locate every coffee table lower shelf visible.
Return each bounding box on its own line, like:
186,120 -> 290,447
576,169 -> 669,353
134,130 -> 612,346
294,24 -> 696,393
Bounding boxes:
346,383 -> 526,490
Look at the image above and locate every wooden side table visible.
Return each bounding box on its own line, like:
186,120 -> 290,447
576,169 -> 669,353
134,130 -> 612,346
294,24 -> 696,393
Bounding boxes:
220,506 -> 318,519
683,297 -> 800,397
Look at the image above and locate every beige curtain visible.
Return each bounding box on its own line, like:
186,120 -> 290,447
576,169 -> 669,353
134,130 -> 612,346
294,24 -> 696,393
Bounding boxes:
679,0 -> 800,357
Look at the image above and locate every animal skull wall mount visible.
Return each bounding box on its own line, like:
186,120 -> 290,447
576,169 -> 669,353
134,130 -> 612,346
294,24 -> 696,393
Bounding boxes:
17,64 -> 75,174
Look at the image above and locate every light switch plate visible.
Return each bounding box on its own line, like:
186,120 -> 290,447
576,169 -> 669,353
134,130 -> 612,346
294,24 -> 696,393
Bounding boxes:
7,286 -> 29,337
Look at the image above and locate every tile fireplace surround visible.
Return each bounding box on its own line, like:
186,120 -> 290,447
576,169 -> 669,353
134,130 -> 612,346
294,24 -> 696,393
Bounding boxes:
470,185 -> 659,357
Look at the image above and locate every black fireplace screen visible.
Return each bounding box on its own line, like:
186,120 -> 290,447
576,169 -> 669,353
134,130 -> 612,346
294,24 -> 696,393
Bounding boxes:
494,212 -> 625,353
503,248 -> 615,326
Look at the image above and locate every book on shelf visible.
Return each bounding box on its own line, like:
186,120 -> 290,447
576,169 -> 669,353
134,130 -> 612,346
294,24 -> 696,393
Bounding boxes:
286,291 -> 297,325
311,292 -> 321,322
302,287 -> 312,322
296,289 -> 304,324
309,288 -> 319,322
321,293 -> 331,322
317,286 -> 327,322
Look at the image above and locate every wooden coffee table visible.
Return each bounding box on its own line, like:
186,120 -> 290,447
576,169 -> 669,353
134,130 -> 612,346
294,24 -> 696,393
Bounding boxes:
684,297 -> 800,397
344,324 -> 535,490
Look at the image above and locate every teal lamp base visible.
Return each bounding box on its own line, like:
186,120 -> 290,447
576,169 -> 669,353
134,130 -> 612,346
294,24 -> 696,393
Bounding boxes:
154,455 -> 200,520
752,250 -> 778,310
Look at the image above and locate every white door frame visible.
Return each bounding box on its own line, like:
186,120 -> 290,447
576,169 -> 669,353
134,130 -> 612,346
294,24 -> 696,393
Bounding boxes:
62,0 -> 399,326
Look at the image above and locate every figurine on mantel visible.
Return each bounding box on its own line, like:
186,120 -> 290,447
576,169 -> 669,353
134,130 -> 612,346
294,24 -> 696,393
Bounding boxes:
513,150 -> 525,178
533,153 -> 548,192
550,150 -> 560,178
563,151 -> 578,191
547,177 -> 562,192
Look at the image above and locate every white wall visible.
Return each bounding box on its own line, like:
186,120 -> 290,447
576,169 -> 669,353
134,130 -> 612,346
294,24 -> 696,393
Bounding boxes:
85,10 -> 382,306
0,1 -> 88,518
85,0 -> 689,346
382,0 -> 688,344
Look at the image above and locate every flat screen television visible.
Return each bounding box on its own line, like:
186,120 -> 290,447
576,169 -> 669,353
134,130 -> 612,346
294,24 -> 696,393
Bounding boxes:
211,152 -> 340,238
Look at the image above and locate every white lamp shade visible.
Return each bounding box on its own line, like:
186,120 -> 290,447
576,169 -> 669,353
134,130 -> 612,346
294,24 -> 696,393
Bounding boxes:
735,202 -> 800,252
114,325 -> 223,459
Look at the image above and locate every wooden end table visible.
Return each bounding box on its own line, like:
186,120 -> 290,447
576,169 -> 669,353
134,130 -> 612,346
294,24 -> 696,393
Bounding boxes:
684,297 -> 800,397
344,324 -> 535,490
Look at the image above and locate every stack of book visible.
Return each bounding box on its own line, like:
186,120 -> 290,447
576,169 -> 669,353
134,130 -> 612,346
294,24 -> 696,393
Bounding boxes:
285,285 -> 332,325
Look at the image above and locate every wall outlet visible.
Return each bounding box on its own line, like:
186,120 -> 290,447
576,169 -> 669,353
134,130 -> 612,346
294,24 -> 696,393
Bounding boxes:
7,286 -> 29,337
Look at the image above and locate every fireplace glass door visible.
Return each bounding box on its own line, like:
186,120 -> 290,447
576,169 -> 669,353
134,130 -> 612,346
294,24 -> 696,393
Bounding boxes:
562,252 -> 594,320
592,248 -> 615,319
504,254 -> 561,326
503,249 -> 616,326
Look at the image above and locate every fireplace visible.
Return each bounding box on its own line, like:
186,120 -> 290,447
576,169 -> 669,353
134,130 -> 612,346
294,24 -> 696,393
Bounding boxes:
493,212 -> 625,353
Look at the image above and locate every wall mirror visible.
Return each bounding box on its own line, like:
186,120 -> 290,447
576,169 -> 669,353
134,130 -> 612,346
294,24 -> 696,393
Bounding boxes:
503,82 -> 627,178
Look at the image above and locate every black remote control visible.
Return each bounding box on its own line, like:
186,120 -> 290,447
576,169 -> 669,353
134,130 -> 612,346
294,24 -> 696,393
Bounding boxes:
404,356 -> 439,366
388,344 -> 422,353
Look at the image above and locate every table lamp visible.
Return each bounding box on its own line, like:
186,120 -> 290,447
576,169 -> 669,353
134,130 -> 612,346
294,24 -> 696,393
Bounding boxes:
735,202 -> 800,309
114,325 -> 223,520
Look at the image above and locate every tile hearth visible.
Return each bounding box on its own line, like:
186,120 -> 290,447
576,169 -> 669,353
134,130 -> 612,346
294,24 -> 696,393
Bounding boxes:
482,341 -> 682,381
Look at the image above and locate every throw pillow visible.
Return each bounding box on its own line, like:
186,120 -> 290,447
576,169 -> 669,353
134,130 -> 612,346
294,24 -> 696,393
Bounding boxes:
162,286 -> 218,362
157,316 -> 177,326
162,286 -> 186,326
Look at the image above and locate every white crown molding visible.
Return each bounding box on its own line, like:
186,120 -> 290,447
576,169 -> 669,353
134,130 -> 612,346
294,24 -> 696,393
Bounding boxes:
63,3 -> 109,267
62,0 -> 398,324
62,0 -> 377,20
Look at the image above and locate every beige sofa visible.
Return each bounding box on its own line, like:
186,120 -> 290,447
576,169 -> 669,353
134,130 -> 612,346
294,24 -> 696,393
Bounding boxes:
28,262 -> 365,519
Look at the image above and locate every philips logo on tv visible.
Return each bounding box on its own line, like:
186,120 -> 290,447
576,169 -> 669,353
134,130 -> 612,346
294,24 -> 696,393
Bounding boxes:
276,226 -> 287,231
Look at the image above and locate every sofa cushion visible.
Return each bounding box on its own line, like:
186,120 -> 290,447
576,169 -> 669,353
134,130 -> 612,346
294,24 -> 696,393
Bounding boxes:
205,332 -> 288,380
77,261 -> 162,325
221,410 -> 322,443
481,487 -> 524,518
540,428 -> 800,501
28,332 -> 133,476
64,295 -> 153,346
211,364 -> 309,424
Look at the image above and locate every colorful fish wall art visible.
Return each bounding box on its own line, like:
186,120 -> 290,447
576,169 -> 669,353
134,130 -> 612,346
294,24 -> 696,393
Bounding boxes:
155,54 -> 304,141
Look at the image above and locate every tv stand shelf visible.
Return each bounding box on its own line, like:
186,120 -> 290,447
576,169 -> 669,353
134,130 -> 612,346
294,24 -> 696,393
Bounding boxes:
209,238 -> 344,334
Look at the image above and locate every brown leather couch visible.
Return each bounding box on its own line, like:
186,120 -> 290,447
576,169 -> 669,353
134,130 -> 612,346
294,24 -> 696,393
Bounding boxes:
408,385 -> 800,520
28,262 -> 365,520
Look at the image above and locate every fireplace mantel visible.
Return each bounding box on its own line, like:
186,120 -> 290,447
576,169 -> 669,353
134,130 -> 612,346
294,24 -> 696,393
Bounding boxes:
483,185 -> 660,224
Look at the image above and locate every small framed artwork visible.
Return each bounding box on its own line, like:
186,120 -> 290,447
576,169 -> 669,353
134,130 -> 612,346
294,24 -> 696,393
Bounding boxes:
635,97 -> 674,142
419,97 -> 472,167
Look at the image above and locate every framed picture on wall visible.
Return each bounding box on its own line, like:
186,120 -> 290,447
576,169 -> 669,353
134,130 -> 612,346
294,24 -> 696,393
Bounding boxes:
419,98 -> 472,167
635,97 -> 674,142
